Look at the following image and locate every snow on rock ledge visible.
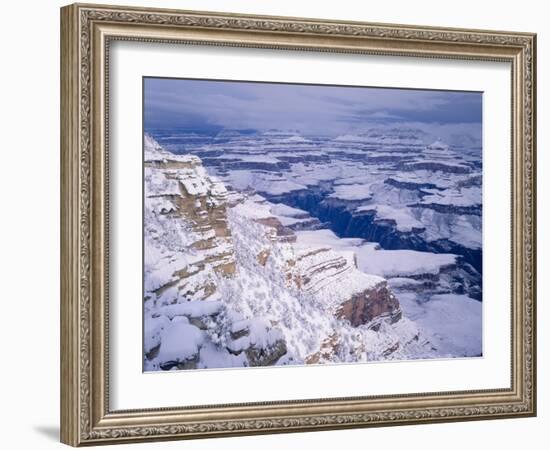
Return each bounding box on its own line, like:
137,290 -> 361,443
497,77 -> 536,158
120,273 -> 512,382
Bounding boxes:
144,134 -> 434,371
231,195 -> 403,329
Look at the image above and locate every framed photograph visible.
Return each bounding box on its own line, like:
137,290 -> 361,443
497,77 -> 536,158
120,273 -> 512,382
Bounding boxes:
60,3 -> 537,446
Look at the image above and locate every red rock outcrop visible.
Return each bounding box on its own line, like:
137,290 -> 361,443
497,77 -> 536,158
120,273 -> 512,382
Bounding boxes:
336,282 -> 402,328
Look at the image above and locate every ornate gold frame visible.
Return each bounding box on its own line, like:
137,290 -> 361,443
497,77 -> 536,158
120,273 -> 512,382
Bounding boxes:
60,3 -> 537,446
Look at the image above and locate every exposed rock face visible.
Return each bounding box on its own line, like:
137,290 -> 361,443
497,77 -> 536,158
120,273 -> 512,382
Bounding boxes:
254,217 -> 297,243
246,339 -> 288,366
336,282 -> 401,328
144,135 -> 290,371
144,134 -> 235,305
305,334 -> 339,364
225,318 -> 287,366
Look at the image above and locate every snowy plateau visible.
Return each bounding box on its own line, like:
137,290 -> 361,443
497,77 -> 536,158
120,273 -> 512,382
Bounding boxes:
144,129 -> 482,372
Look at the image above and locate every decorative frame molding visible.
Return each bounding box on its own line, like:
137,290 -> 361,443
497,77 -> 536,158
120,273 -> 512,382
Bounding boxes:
60,3 -> 536,446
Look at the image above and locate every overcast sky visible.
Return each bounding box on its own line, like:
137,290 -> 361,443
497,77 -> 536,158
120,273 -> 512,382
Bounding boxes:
144,77 -> 482,142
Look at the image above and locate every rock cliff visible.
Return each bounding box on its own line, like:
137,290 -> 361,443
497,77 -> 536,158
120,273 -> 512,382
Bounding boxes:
144,134 -> 433,371
144,135 -> 287,370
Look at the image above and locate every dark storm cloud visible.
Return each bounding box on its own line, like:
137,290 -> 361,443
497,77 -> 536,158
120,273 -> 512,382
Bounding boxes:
143,77 -> 482,139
